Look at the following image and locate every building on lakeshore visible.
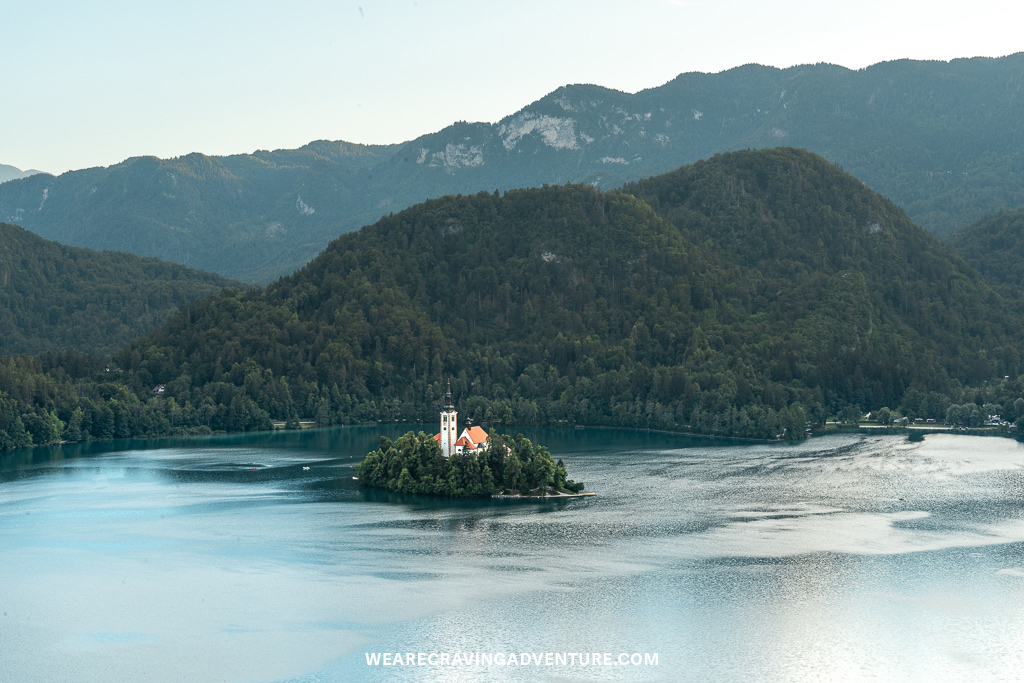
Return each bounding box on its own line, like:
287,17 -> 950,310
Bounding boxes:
433,380 -> 490,457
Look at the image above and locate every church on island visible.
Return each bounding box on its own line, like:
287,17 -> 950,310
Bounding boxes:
433,380 -> 490,457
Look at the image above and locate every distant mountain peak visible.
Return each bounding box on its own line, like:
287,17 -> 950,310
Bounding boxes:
0,164 -> 43,185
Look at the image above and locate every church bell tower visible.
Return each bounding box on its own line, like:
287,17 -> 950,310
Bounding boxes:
439,379 -> 457,458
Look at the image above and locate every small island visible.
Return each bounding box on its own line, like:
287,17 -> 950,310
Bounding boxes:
356,382 -> 586,499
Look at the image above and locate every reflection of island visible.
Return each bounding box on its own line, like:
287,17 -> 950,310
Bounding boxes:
356,382 -> 588,498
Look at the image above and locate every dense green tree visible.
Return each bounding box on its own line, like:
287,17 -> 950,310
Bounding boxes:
947,210 -> 1024,295
0,222 -> 239,356
838,405 -> 862,425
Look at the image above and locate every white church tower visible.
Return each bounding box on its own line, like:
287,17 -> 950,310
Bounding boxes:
439,379 -> 457,458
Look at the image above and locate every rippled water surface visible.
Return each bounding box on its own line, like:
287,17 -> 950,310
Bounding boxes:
3,428 -> 1024,681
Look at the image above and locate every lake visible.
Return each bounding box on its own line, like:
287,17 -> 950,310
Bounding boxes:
2,427 -> 1024,681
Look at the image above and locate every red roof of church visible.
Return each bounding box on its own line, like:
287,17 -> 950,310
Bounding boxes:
435,426 -> 489,450
466,426 -> 489,445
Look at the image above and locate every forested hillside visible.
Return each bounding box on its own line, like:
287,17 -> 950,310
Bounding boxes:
5,148 -> 1024,450
627,150 -> 1024,395
946,209 -> 1024,295
108,150 -> 1024,437
2,55 -> 1022,282
0,222 -> 239,355
0,142 -> 398,283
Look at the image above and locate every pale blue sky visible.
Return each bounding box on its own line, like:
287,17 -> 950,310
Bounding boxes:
3,0 -> 1021,174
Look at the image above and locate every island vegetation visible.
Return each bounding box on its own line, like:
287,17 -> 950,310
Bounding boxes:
356,431 -> 584,498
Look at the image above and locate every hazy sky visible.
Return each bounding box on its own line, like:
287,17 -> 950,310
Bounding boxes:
3,0 -> 1021,174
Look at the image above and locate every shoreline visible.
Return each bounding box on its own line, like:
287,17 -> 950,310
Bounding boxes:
491,491 -> 596,500
813,425 -> 1020,440
6,422 -> 1020,459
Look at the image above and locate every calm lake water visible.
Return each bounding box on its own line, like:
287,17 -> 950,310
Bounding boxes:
3,427 -> 1024,682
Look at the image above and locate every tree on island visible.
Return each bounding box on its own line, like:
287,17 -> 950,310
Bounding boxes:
356,431 -> 584,498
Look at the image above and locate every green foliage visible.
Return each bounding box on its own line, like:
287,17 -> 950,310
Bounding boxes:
96,149 -> 1024,442
947,210 -> 1024,295
355,431 -> 573,498
838,404 -> 862,425
0,352 -> 272,451
0,222 -> 239,355
6,149 -> 1024,450
872,407 -> 893,425
0,394 -> 32,450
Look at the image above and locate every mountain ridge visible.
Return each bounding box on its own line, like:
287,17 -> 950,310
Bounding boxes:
3,54 -> 1023,282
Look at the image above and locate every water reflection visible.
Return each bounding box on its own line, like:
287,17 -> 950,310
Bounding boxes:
2,429 -> 1024,681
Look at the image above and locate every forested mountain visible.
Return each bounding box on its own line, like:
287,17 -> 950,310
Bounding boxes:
0,142 -> 398,283
0,222 -> 239,355
2,55 -> 1023,282
98,150 -> 1024,435
0,164 -> 42,184
625,150 -> 1024,390
5,148 -> 1024,449
946,209 -> 1024,295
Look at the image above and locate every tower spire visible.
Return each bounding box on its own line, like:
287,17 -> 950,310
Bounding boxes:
443,378 -> 454,410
